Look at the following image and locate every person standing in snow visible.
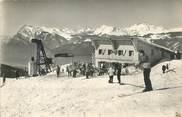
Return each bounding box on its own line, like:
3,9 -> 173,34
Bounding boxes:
162,65 -> 166,74
56,65 -> 60,77
139,50 -> 153,92
116,64 -> 121,84
108,65 -> 115,83
2,73 -> 6,85
82,63 -> 86,76
72,65 -> 77,78
66,66 -> 71,77
121,64 -> 128,75
90,63 -> 94,77
15,70 -> 20,80
85,63 -> 90,79
166,64 -> 169,70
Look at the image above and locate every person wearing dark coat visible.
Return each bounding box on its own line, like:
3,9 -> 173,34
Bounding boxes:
85,63 -> 90,79
162,65 -> 166,74
72,69 -> 77,78
2,73 -> 6,85
116,65 -> 121,84
66,66 -> 72,77
82,64 -> 86,76
56,65 -> 60,77
139,50 -> 153,92
166,64 -> 169,70
15,70 -> 20,80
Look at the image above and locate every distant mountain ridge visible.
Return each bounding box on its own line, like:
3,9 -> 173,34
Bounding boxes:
14,23 -> 182,42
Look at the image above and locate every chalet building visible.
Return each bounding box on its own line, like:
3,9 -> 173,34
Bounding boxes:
91,36 -> 175,68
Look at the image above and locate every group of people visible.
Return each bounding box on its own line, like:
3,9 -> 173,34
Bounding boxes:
55,50 -> 153,92
162,64 -> 169,74
108,64 -> 128,84
56,62 -> 96,78
108,65 -> 120,84
56,49 -> 181,92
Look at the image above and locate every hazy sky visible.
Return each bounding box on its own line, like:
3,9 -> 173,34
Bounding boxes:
0,0 -> 182,35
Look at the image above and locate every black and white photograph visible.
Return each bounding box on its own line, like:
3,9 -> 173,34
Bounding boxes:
0,0 -> 182,117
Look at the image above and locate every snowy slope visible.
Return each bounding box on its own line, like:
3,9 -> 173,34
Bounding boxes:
1,60 -> 182,117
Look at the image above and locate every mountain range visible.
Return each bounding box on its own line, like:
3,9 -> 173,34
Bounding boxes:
1,23 -> 182,67
14,23 -> 176,40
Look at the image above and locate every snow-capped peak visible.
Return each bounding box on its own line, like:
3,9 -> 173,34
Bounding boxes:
61,28 -> 76,34
93,23 -> 169,37
124,23 -> 168,36
77,26 -> 94,34
94,25 -> 114,35
17,25 -> 72,40
18,25 -> 36,39
16,23 -> 182,42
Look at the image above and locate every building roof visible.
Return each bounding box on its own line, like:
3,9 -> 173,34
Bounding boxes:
136,37 -> 174,53
91,35 -> 174,53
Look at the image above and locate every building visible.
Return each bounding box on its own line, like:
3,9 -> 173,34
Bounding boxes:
91,36 -> 175,68
0,64 -> 27,78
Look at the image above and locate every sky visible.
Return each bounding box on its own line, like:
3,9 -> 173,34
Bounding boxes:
0,0 -> 182,36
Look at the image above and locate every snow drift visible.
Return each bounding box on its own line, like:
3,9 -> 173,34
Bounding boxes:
0,60 -> 182,117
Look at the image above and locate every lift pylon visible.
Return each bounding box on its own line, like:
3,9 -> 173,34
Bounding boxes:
31,39 -> 52,75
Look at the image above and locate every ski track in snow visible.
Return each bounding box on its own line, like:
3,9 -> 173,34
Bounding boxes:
0,60 -> 182,117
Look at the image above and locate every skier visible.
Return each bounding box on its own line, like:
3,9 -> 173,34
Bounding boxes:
108,65 -> 115,83
139,50 -> 153,92
56,65 -> 60,77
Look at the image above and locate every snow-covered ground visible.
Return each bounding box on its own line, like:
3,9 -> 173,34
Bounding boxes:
0,60 -> 182,117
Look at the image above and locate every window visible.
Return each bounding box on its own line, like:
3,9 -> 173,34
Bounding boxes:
129,50 -> 134,56
118,50 -> 122,56
98,49 -> 102,55
108,50 -> 112,55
